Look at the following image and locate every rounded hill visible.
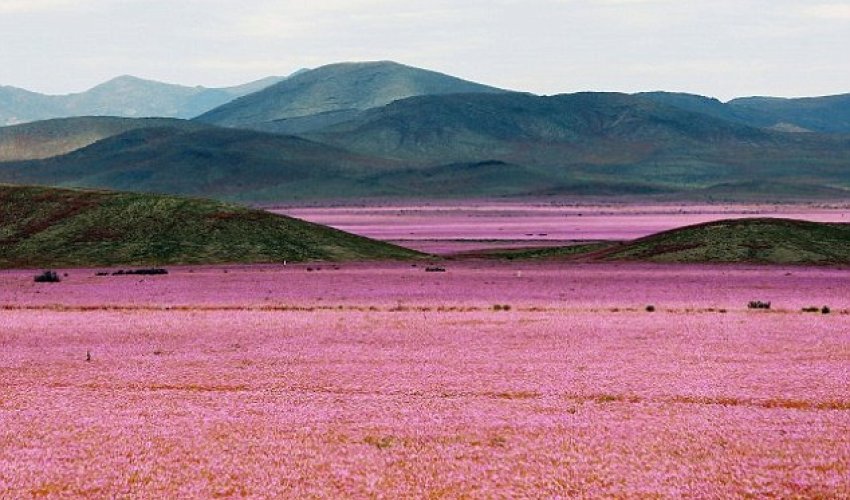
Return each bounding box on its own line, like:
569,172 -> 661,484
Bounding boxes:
0,185 -> 420,268
597,218 -> 850,264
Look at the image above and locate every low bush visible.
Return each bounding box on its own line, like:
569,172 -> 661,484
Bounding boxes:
645,305 -> 656,312
748,301 -> 771,310
822,306 -> 831,315
425,267 -> 446,273
112,268 -> 168,276
802,307 -> 820,313
34,270 -> 61,283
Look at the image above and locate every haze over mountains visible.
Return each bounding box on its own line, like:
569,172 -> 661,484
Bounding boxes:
0,117 -> 208,162
0,74 -> 289,126
1,60 -> 850,202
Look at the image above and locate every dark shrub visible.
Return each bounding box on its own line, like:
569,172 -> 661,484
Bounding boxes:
425,266 -> 446,273
34,270 -> 61,283
821,306 -> 831,315
646,305 -> 656,312
748,301 -> 771,310
802,307 -> 820,313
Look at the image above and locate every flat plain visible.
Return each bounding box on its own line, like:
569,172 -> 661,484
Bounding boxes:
2,260 -> 849,497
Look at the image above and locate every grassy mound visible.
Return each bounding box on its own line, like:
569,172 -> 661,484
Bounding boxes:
0,185 -> 421,268
597,218 -> 850,264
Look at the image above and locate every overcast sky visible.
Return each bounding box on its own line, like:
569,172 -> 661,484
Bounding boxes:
0,0 -> 848,100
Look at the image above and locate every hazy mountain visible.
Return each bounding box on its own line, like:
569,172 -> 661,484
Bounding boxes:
195,61 -> 507,132
312,92 -> 850,196
0,116 -> 208,161
310,92 -> 776,163
641,91 -> 850,133
637,92 -> 777,129
3,91 -> 850,202
0,126 -> 402,201
0,74 -> 289,126
727,94 -> 850,133
0,184 -> 419,268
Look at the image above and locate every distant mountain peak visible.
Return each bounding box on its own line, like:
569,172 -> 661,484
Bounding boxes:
196,60 -> 507,130
0,74 -> 290,125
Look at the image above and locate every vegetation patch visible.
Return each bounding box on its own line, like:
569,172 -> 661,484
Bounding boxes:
0,185 -> 422,268
596,218 -> 850,265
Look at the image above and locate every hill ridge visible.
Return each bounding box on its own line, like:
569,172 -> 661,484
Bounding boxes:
595,218 -> 850,264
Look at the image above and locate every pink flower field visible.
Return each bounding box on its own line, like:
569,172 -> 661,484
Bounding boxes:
1,262 -> 849,497
277,203 -> 850,254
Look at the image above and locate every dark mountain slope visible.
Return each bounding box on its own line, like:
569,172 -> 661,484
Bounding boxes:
310,91 -> 780,164
641,91 -> 850,133
0,184 -> 420,268
728,94 -> 850,133
637,92 -> 777,129
306,91 -> 850,197
0,126 -> 401,202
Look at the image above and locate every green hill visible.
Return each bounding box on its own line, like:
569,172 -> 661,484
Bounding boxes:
597,218 -> 850,264
0,185 -> 420,268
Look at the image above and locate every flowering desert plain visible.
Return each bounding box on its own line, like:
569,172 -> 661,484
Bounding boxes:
2,203 -> 850,498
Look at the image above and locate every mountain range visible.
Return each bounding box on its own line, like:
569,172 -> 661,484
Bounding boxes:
1,60 -> 849,202
0,74 -> 291,126
638,92 -> 850,133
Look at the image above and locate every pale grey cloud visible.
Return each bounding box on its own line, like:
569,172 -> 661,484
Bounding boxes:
802,2 -> 850,19
0,0 -> 77,13
0,0 -> 847,100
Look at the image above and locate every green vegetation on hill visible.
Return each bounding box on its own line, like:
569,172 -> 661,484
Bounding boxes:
0,185 -> 420,268
597,218 -> 850,264
476,219 -> 850,265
